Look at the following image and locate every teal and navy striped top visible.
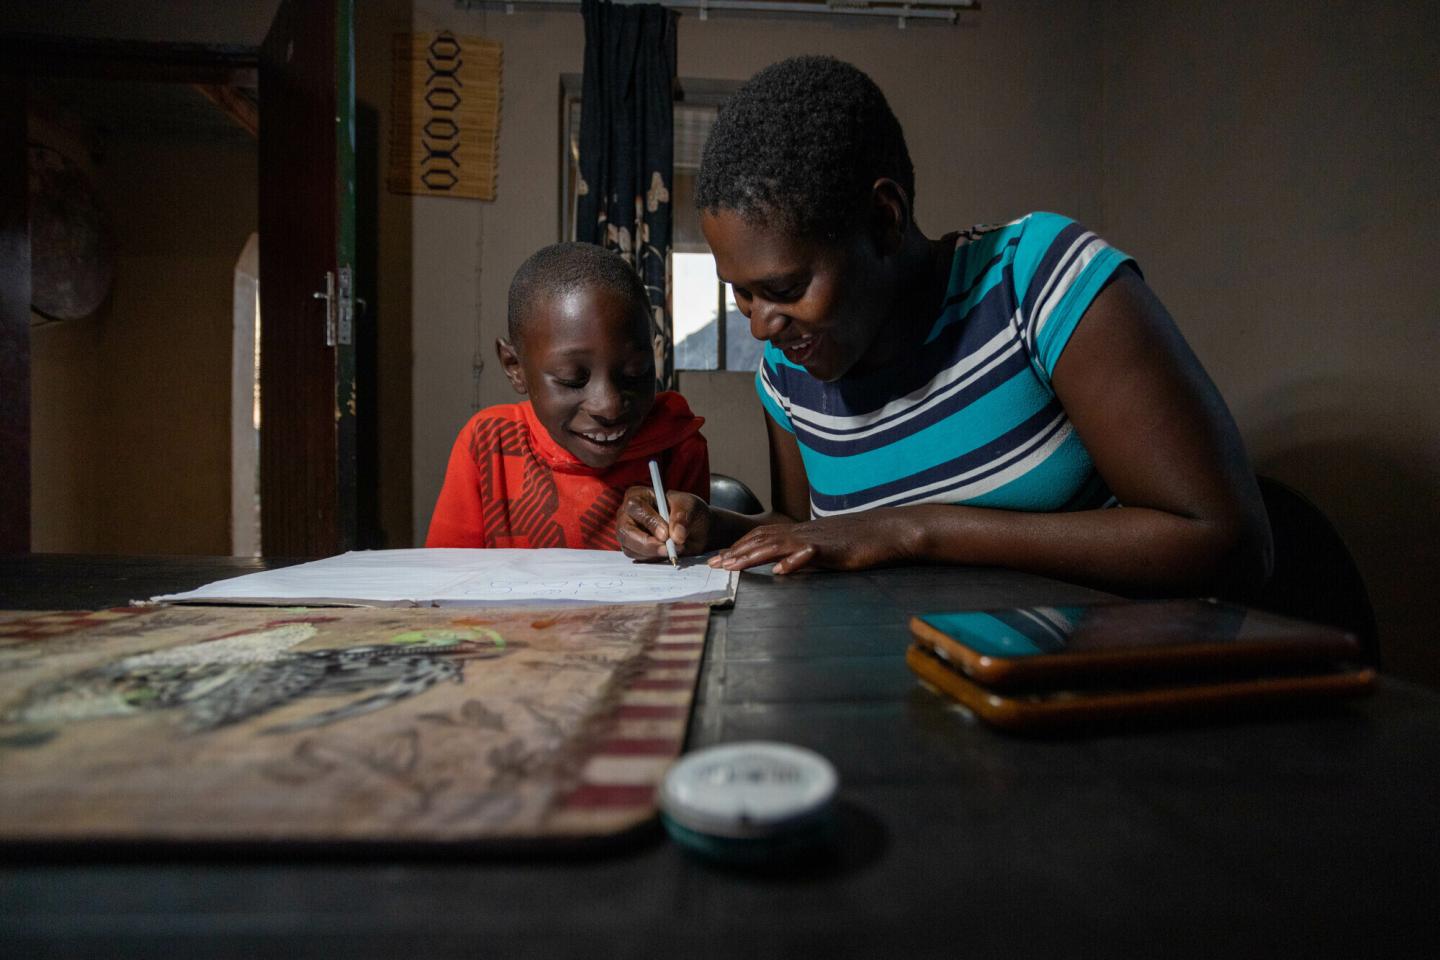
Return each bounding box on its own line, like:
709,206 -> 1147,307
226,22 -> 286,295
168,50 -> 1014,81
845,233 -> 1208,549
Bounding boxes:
755,212 -> 1132,518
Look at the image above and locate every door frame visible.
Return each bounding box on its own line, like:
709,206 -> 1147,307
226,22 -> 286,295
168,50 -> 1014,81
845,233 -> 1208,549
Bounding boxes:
257,0 -> 358,558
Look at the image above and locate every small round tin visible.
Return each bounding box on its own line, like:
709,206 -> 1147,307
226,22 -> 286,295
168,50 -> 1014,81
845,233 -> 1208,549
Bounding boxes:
657,741 -> 838,863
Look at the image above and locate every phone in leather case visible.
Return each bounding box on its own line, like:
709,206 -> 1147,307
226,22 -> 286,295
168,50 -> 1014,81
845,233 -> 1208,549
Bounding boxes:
908,599 -> 1365,691
905,640 -> 1375,733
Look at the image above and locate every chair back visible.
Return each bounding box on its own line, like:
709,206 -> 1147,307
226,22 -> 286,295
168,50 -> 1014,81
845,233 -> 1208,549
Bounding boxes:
709,473 -> 764,515
1255,474 -> 1378,664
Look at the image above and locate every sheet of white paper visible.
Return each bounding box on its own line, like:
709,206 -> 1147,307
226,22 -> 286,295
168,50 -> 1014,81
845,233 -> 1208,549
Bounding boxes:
151,548 -> 739,607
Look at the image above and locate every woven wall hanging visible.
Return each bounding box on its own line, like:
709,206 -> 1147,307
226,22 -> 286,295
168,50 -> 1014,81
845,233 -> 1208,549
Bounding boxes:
388,31 -> 501,200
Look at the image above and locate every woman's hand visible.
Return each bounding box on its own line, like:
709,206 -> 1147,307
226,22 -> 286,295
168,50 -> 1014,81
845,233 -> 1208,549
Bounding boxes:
617,486 -> 712,561
708,510 -> 919,574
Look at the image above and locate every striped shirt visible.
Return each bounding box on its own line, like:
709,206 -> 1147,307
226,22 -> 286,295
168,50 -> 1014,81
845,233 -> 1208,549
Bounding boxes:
755,212 -> 1132,518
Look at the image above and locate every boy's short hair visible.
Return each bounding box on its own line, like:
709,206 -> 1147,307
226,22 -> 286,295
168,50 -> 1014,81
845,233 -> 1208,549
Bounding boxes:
696,56 -> 915,243
507,242 -> 650,347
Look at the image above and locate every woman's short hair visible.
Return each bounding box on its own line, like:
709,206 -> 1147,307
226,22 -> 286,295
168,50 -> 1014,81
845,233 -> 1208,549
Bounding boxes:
696,56 -> 915,242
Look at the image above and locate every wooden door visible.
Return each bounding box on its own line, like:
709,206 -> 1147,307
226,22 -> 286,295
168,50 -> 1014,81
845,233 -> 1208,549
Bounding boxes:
258,0 -> 357,557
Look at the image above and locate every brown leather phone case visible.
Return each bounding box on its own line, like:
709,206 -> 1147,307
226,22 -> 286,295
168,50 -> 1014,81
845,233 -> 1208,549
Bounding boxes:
906,641 -> 1375,733
909,599 -> 1365,691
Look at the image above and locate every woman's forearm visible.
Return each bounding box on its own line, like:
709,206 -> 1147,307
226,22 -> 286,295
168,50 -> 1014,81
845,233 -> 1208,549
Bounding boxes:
891,502 -> 1270,597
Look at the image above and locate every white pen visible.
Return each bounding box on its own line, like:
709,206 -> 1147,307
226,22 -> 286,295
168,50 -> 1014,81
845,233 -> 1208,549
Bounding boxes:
647,459 -> 679,568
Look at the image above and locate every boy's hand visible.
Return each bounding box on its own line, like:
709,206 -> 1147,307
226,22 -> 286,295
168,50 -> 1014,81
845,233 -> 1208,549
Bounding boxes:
617,487 -> 711,560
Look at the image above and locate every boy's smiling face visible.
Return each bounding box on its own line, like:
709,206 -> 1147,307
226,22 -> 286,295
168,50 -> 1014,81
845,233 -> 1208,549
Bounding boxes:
497,285 -> 656,470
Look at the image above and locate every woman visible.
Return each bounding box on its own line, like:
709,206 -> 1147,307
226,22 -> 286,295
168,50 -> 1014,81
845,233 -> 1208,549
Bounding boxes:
618,56 -> 1272,597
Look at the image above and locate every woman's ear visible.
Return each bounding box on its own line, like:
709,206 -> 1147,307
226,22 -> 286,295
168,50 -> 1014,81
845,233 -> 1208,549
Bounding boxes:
868,178 -> 912,257
496,337 -> 528,395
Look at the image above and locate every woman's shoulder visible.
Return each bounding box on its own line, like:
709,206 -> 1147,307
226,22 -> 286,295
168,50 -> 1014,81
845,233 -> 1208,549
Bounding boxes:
955,211 -> 1076,249
959,212 -> 1129,298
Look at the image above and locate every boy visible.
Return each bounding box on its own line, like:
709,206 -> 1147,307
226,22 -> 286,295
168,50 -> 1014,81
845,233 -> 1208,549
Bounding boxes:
426,242 -> 709,549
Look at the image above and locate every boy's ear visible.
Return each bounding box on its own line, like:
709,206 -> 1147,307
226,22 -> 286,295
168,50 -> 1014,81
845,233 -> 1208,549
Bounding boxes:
496,337 -> 528,395
868,178 -> 911,258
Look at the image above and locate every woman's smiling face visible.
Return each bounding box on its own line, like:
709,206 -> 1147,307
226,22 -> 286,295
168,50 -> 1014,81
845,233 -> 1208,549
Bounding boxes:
502,285 -> 656,469
701,209 -> 894,382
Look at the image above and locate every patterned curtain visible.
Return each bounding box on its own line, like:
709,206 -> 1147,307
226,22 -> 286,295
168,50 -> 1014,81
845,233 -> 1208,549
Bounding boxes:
576,0 -> 678,391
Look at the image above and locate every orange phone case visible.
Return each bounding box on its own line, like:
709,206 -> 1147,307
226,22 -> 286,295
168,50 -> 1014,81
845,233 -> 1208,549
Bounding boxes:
909,600 -> 1365,691
906,642 -> 1375,733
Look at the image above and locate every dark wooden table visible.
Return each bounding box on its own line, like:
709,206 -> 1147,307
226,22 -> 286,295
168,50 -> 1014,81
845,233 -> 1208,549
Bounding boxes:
2,554 -> 1438,959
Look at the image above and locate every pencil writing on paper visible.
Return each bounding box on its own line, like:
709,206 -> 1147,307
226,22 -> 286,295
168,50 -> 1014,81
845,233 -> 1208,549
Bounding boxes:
647,460 -> 679,568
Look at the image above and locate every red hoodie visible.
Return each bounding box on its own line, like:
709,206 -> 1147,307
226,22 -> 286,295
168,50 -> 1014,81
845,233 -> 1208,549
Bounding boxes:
425,391 -> 709,550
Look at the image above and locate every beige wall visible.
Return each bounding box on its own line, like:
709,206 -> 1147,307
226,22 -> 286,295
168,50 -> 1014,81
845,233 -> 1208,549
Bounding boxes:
1101,0 -> 1440,683
674,370 -> 769,501
31,133 -> 255,555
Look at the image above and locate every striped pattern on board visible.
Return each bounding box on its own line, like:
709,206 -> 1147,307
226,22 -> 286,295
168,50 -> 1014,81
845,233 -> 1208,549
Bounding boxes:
546,602 -> 710,834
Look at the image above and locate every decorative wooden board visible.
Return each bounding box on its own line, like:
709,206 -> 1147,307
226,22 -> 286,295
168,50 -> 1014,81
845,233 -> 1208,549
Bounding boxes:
0,603 -> 708,846
387,31 -> 501,200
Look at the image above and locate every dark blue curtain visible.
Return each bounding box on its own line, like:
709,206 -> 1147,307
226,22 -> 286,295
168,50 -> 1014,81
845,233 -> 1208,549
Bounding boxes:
577,0 -> 678,391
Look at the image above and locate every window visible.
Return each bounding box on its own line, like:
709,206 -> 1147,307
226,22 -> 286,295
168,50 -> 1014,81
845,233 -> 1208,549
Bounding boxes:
561,77 -> 760,373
